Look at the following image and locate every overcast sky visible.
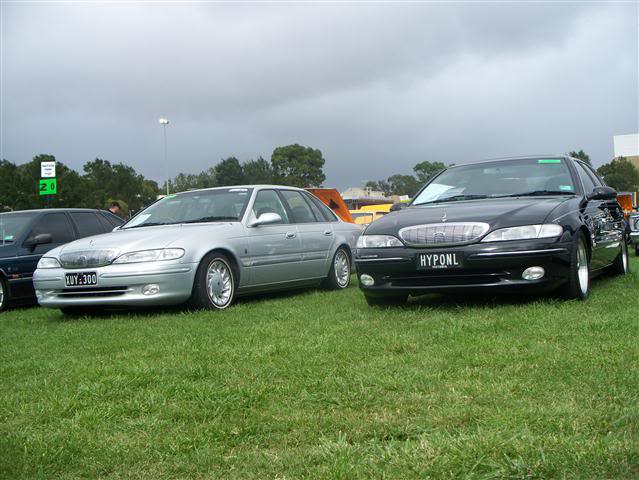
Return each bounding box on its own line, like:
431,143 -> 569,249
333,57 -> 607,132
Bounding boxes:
1,1 -> 638,189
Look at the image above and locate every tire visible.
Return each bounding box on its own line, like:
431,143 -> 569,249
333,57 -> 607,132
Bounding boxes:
564,231 -> 590,300
610,239 -> 629,275
0,277 -> 7,313
324,247 -> 351,290
635,245 -> 639,257
189,252 -> 236,310
365,294 -> 408,306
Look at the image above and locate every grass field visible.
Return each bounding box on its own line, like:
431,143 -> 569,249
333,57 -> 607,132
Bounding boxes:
2,259 -> 638,479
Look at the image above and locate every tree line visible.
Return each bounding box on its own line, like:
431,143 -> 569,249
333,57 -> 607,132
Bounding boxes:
365,150 -> 639,197
1,147 -> 637,215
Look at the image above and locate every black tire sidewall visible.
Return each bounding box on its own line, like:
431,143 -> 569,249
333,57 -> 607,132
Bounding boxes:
0,277 -> 7,312
191,253 -> 236,310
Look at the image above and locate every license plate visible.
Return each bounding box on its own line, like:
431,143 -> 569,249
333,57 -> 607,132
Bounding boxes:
65,272 -> 98,287
417,252 -> 463,270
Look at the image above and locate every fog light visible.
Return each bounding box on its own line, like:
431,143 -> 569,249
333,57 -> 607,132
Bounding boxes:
522,266 -> 545,281
142,284 -> 160,295
360,274 -> 375,286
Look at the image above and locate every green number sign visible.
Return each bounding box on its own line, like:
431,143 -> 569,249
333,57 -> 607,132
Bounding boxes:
39,178 -> 57,196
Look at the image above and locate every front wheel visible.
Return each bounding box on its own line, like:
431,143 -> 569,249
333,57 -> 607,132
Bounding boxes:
635,245 -> 639,257
0,278 -> 7,313
324,248 -> 351,290
189,252 -> 236,310
610,239 -> 629,275
564,232 -> 590,300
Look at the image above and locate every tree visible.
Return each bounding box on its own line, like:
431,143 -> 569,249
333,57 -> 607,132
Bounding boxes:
214,157 -> 244,186
569,150 -> 592,166
387,174 -> 421,197
243,157 -> 273,184
413,161 -> 446,184
596,157 -> 639,192
365,180 -> 391,196
271,144 -> 326,187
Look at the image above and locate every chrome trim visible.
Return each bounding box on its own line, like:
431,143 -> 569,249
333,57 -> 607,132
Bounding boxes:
56,288 -> 130,296
99,267 -> 191,279
474,248 -> 567,257
398,222 -> 490,247
355,257 -> 407,263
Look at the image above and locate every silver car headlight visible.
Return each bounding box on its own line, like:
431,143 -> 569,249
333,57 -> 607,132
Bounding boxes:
357,235 -> 403,248
482,224 -> 563,242
112,248 -> 185,264
37,257 -> 61,269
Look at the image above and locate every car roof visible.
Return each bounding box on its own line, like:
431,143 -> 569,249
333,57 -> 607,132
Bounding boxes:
175,184 -> 307,195
447,154 -> 572,169
0,208 -> 106,215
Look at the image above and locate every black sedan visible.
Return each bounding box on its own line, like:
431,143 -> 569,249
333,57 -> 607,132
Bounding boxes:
0,208 -> 124,311
355,155 -> 629,305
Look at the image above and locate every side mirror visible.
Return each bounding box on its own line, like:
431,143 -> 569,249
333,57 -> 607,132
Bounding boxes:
587,186 -> 617,201
390,203 -> 407,212
249,212 -> 282,227
24,233 -> 53,249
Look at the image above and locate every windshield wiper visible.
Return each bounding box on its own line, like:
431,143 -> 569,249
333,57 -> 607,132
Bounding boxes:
122,222 -> 169,229
418,194 -> 490,205
493,190 -> 577,198
181,216 -> 238,224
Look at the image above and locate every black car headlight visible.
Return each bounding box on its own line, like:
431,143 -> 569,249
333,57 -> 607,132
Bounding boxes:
481,224 -> 563,242
356,235 -> 403,248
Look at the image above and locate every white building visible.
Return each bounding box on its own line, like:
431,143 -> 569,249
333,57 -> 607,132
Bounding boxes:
613,133 -> 639,169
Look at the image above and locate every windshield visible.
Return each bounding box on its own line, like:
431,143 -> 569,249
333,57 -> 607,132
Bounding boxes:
0,213 -> 36,245
123,188 -> 253,229
412,158 -> 577,206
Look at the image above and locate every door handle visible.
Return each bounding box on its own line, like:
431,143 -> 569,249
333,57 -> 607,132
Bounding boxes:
285,232 -> 296,239
323,230 -> 333,236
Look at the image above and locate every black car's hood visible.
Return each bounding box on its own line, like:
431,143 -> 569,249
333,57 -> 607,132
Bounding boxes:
366,197 -> 574,235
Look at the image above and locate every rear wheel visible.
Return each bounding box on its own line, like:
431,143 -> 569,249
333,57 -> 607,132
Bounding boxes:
0,278 -> 7,313
564,232 -> 590,300
189,252 -> 236,310
610,239 -> 629,275
365,294 -> 408,306
324,247 -> 351,290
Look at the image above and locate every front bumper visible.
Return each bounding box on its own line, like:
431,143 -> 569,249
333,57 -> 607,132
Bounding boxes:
355,239 -> 571,296
629,231 -> 639,246
33,261 -> 197,308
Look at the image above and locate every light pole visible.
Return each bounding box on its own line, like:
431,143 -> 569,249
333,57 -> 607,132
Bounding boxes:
159,117 -> 170,195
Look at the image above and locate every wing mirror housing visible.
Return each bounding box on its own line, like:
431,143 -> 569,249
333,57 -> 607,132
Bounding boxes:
587,186 -> 617,201
23,233 -> 53,250
390,203 -> 407,212
249,212 -> 282,227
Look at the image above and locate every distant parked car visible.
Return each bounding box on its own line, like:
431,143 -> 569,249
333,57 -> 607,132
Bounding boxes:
356,155 -> 629,305
33,186 -> 361,315
629,212 -> 639,256
0,209 -> 124,311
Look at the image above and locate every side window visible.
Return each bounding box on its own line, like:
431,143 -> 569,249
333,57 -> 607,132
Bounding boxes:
100,211 -> 124,227
29,213 -> 74,244
279,190 -> 317,223
584,164 -> 604,186
303,193 -> 328,222
252,190 -> 289,224
575,163 -> 596,194
308,195 -> 340,222
70,212 -> 105,238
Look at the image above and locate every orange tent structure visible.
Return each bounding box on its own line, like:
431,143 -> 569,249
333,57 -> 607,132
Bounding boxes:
306,188 -> 355,223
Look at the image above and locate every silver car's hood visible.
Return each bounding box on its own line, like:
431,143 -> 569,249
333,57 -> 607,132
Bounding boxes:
56,222 -> 241,257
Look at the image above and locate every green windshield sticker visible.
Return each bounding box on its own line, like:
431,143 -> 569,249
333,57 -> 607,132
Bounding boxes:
559,185 -> 574,191
3,235 -> 13,241
538,159 -> 562,164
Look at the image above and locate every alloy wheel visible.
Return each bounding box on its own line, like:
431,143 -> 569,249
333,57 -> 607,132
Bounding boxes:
576,240 -> 589,295
334,250 -> 350,288
206,259 -> 233,308
622,241 -> 628,272
0,280 -> 4,310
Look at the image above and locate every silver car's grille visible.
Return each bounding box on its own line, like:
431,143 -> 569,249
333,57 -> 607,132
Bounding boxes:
59,249 -> 119,269
399,222 -> 489,247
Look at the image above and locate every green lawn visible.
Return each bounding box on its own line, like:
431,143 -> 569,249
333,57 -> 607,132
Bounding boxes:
2,260 -> 638,479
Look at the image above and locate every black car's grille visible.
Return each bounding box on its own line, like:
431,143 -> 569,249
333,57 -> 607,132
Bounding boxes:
59,249 -> 119,269
55,286 -> 128,298
398,223 -> 489,247
385,270 -> 508,287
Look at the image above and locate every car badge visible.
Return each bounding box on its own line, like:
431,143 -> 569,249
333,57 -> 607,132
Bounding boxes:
433,231 -> 446,242
89,240 -> 94,246
441,210 -> 447,223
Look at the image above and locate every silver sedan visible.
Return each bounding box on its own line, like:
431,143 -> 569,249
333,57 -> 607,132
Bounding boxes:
33,186 -> 360,314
